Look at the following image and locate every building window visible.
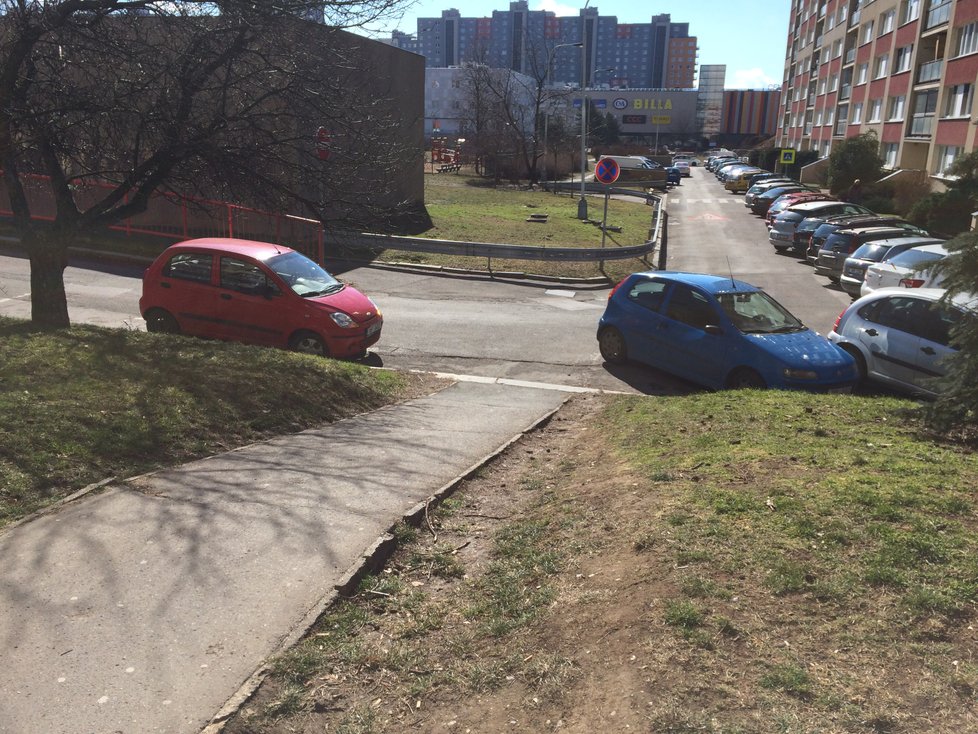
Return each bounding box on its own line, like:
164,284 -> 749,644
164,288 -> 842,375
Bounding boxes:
943,83 -> 974,118
934,145 -> 963,175
882,142 -> 899,169
815,109 -> 823,126
874,54 -> 889,78
818,77 -> 828,95
869,98 -> 883,122
833,39 -> 843,58
894,45 -> 913,73
861,20 -> 875,44
887,95 -> 906,120
879,9 -> 896,35
852,102 -> 864,123
956,22 -> 978,57
830,74 -> 839,92
856,63 -> 869,84
901,0 -> 921,24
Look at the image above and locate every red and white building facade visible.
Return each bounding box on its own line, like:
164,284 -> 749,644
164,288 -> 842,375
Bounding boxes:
777,0 -> 978,182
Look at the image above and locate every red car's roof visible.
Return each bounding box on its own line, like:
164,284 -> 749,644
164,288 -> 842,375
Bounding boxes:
167,238 -> 295,262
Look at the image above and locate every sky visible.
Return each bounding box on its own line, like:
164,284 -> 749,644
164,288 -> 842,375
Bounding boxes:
367,0 -> 791,89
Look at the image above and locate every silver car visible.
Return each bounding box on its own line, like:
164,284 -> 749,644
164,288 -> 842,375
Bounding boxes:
839,239 -> 941,297
828,288 -> 974,398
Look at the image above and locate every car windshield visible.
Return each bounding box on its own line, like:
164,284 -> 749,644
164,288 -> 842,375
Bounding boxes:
267,251 -> 344,297
717,291 -> 806,334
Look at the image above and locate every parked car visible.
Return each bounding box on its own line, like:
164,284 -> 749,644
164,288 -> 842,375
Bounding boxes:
139,238 -> 383,358
814,229 -> 939,283
764,192 -> 838,228
749,171 -> 787,187
715,161 -> 748,180
806,215 -> 921,264
665,166 -> 682,185
596,271 -> 858,391
744,179 -> 798,207
707,155 -> 739,172
673,160 -> 692,177
860,242 -> 949,297
839,238 -> 944,297
769,201 -> 873,253
723,167 -> 764,193
750,185 -> 819,215
829,288 -> 975,398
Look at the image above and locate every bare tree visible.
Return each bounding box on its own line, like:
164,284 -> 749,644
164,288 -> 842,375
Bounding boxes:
0,0 -> 415,328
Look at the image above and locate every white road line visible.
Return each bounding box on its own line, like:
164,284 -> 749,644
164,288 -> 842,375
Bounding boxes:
0,292 -> 31,304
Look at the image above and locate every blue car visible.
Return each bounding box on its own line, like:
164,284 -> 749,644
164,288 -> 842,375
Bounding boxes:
665,167 -> 681,186
596,271 -> 858,391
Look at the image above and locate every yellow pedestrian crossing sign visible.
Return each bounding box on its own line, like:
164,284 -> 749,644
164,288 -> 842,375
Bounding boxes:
780,148 -> 796,164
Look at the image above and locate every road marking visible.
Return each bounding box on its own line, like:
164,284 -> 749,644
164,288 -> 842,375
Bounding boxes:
0,292 -> 31,303
545,289 -> 576,298
689,213 -> 729,221
405,369 -> 632,395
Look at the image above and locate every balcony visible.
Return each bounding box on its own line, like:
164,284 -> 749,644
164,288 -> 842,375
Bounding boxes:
840,84 -> 852,101
850,8 -> 861,26
916,58 -> 943,83
835,120 -> 847,137
908,113 -> 934,137
844,47 -> 856,65
924,0 -> 952,31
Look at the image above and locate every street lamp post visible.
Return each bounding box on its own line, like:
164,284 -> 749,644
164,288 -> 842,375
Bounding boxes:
577,0 -> 592,220
541,41 -> 582,187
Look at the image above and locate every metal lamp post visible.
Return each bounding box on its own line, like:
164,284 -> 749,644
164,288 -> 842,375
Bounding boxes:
541,42 -> 582,187
577,0 -> 592,220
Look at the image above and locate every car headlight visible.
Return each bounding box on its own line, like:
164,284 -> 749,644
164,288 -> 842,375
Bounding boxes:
783,368 -> 819,380
329,312 -> 355,328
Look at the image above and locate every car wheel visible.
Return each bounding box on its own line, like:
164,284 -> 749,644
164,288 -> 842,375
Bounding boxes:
289,330 -> 329,357
828,275 -> 841,284
726,368 -> 766,390
144,308 -> 179,334
598,326 -> 628,365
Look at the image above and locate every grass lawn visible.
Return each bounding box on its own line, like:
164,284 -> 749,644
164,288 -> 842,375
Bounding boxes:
369,170 -> 658,282
226,390 -> 978,734
0,318 -> 440,527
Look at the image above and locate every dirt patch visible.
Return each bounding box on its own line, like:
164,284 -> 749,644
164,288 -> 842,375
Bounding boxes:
224,393 -> 978,734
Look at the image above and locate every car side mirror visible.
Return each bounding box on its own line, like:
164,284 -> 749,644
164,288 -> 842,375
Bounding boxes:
704,324 -> 724,336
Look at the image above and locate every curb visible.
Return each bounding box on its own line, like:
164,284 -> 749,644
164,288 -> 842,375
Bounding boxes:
200,396 -> 568,733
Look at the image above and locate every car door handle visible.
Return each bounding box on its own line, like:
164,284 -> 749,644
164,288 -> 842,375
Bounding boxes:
221,293 -> 232,300
921,346 -> 937,355
864,328 -> 878,337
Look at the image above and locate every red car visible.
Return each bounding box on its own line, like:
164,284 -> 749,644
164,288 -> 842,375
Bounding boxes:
139,238 -> 382,358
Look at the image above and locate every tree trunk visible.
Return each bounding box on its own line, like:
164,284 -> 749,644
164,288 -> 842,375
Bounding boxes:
27,232 -> 70,328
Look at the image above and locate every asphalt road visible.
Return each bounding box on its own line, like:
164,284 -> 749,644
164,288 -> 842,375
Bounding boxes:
665,167 -> 853,335
0,172 -> 853,394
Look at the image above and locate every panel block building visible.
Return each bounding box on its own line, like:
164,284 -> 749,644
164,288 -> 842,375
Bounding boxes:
388,2 -> 698,90
776,0 -> 978,180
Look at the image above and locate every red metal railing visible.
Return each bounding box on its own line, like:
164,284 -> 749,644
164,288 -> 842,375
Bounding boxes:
0,174 -> 326,262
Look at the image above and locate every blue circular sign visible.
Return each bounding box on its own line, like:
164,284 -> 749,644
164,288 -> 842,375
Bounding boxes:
594,158 -> 620,185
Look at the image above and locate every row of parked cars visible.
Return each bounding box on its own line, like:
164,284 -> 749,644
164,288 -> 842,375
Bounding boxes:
702,154 -> 970,398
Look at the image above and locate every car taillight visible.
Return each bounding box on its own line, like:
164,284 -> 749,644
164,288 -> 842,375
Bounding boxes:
608,279 -> 627,299
899,278 -> 925,288
833,308 -> 847,332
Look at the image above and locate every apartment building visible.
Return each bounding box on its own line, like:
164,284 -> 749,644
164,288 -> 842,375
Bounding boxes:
388,3 -> 699,90
777,0 -> 978,181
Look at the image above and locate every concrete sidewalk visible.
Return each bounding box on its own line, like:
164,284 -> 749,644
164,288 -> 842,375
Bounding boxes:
0,380 -> 566,734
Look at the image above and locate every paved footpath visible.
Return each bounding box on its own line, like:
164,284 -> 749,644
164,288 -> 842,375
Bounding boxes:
0,381 -> 566,734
